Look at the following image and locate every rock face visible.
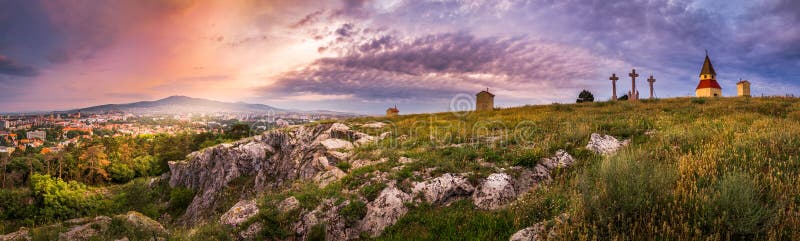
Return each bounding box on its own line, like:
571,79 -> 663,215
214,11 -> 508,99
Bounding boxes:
220,199 -> 259,227
294,199 -> 358,241
59,216 -> 112,241
586,133 -> 629,155
473,173 -> 516,210
360,187 -> 412,237
169,123 -> 381,224
411,173 -> 474,204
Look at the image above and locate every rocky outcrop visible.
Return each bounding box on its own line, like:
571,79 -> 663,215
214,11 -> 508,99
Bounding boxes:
169,123 -> 382,224
509,213 -> 570,241
120,211 -> 166,234
586,133 -> 629,155
411,173 -> 474,204
360,187 -> 412,237
473,173 -> 516,210
220,199 -> 259,227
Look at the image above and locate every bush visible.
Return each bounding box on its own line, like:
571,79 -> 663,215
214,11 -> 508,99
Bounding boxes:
335,161 -> 352,172
29,174 -> 97,222
576,90 -> 595,103
168,187 -> 195,216
131,155 -> 158,177
340,200 -> 367,227
108,163 -> 135,183
360,183 -> 387,202
708,172 -> 771,237
579,149 -> 677,233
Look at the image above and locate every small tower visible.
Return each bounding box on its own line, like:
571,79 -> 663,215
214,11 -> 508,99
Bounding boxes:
476,88 -> 495,111
696,52 -> 722,97
737,80 -> 751,97
386,105 -> 399,117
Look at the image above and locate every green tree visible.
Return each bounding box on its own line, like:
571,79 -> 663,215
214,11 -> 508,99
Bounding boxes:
108,163 -> 135,183
576,90 -> 595,103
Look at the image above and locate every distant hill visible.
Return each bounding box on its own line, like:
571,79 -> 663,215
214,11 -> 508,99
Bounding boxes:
69,95 -> 356,115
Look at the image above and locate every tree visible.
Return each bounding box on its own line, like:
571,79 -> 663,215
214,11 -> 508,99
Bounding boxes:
108,163 -> 135,183
227,123 -> 252,140
576,90 -> 595,103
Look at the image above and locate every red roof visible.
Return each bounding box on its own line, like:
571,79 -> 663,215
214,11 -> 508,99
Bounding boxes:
696,79 -> 721,90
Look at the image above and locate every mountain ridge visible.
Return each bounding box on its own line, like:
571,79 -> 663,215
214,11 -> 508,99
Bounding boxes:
68,95 -> 358,115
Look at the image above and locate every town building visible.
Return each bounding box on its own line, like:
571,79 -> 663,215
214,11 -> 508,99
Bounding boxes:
737,80 -> 751,97
26,130 -> 47,140
696,53 -> 722,97
386,105 -> 399,117
476,89 -> 495,111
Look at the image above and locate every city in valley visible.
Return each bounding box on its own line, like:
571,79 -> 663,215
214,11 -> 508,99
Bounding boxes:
1,1 -> 799,241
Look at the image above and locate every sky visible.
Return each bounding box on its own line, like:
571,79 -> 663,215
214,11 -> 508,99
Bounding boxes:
0,0 -> 798,114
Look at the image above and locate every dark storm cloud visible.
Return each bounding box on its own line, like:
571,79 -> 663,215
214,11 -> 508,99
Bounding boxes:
0,55 -> 38,77
266,31 -> 606,101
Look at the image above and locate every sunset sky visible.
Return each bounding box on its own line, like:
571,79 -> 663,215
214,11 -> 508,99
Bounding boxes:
1,0 -> 798,114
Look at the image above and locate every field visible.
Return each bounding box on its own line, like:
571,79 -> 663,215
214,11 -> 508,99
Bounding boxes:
342,97 -> 800,240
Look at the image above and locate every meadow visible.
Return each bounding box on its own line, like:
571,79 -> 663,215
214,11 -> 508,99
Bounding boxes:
343,97 -> 800,240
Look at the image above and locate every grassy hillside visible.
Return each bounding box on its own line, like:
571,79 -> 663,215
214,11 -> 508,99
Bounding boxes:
339,97 -> 800,240
9,97 -> 800,240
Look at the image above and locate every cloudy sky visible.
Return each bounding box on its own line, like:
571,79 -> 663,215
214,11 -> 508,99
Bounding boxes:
0,0 -> 798,114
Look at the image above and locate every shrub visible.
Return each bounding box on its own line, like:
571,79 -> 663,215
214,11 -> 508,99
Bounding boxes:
168,187 -> 195,216
708,172 -> 771,237
335,161 -> 352,172
340,200 -> 367,227
578,149 -> 677,234
360,183 -> 387,202
29,174 -> 97,222
108,163 -> 135,183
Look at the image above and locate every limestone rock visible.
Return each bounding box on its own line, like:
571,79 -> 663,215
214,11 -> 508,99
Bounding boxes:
321,138 -> 354,150
411,173 -> 474,204
509,223 -> 545,241
220,199 -> 259,227
362,122 -> 387,128
239,222 -> 262,240
472,173 -> 516,210
59,216 -> 111,241
119,211 -> 166,234
169,123 -> 354,225
398,157 -> 415,164
0,227 -> 30,241
360,187 -> 412,237
539,150 -> 575,169
586,133 -> 629,155
314,167 -> 347,188
294,199 -> 358,240
278,196 -> 300,213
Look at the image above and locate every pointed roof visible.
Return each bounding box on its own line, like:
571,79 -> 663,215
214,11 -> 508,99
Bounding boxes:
700,54 -> 716,76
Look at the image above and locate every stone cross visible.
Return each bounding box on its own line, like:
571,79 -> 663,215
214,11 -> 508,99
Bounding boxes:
647,75 -> 656,99
629,69 -> 639,101
609,73 -> 619,101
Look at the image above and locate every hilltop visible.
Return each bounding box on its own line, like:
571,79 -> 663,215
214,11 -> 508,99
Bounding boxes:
3,97 -> 800,240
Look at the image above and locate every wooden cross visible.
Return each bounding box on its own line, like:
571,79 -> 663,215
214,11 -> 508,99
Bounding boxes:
609,73 -> 619,101
629,69 -> 639,101
647,75 -> 656,99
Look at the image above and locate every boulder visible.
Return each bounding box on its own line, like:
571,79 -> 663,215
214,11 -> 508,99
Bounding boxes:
411,173 -> 474,204
119,211 -> 166,234
59,216 -> 112,241
294,199 -> 357,240
360,187 -> 412,237
585,133 -> 629,155
539,150 -> 575,169
220,199 -> 259,227
239,222 -> 263,240
321,138 -> 355,150
278,196 -> 300,213
509,223 -> 545,241
314,167 -> 347,187
472,173 -> 516,210
0,227 -> 30,241
362,122 -> 387,128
